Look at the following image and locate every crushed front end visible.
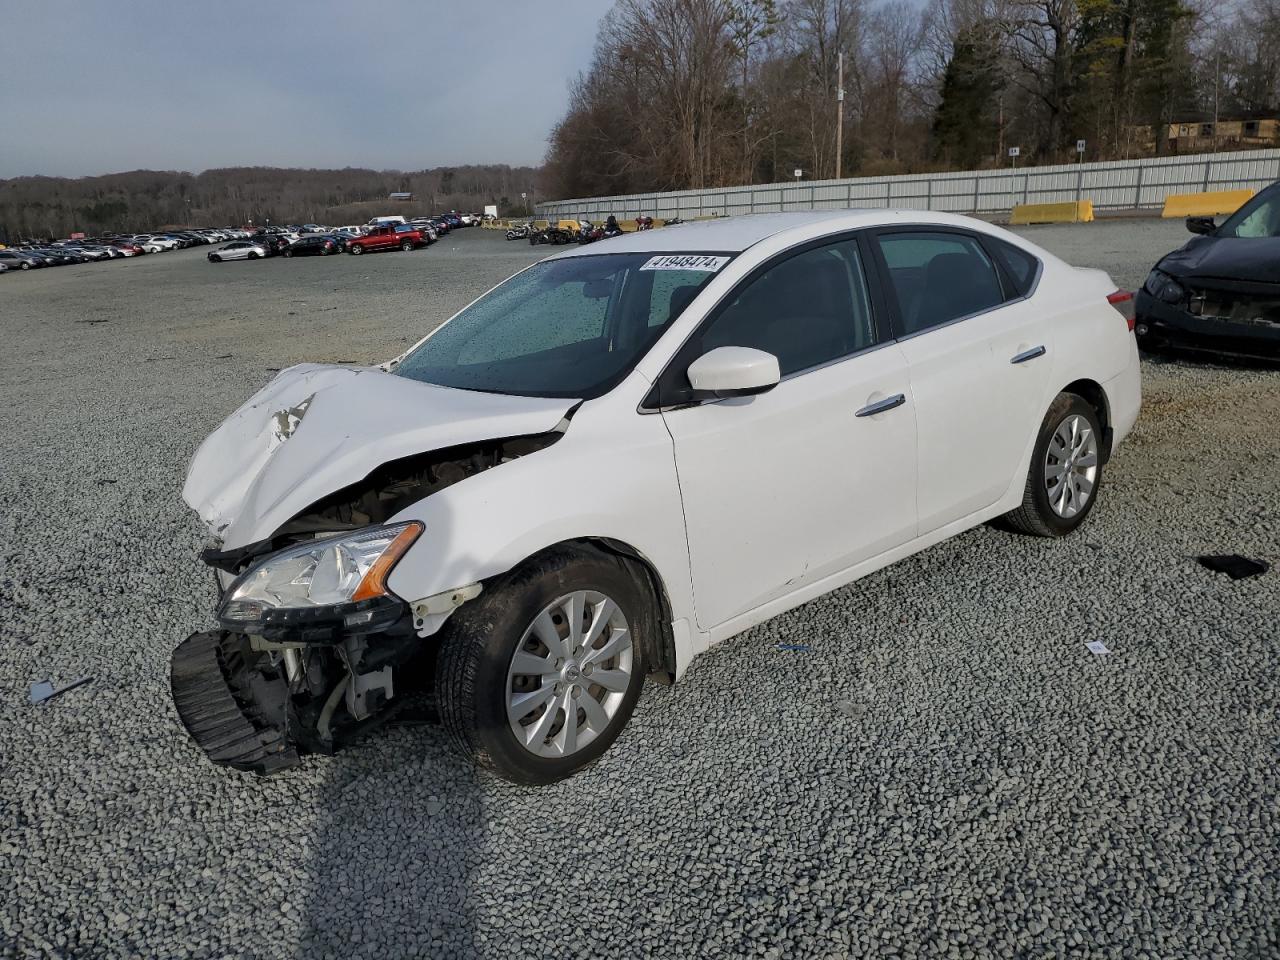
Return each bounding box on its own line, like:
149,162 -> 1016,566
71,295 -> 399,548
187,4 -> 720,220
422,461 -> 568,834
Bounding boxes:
1136,270 -> 1280,363
171,362 -> 575,775
171,523 -> 429,774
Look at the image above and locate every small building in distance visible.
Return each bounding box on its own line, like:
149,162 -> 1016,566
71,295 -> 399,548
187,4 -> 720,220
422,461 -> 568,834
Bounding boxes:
389,192 -> 414,201
1129,112 -> 1280,155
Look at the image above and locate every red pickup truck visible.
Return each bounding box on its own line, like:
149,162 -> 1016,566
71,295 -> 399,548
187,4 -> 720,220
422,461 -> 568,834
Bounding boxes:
347,224 -> 429,255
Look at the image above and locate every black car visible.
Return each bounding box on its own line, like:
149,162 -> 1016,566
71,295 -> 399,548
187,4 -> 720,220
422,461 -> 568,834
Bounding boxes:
252,233 -> 291,256
30,247 -> 83,265
1136,183 -> 1280,362
284,235 -> 338,257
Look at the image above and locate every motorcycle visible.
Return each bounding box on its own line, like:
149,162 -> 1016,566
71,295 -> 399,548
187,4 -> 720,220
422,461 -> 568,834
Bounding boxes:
579,218 -> 625,244
538,224 -> 576,245
506,223 -> 534,241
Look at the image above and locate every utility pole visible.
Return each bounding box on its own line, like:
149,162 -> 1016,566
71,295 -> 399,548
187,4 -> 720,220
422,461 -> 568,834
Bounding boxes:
835,51 -> 845,180
1213,49 -> 1221,151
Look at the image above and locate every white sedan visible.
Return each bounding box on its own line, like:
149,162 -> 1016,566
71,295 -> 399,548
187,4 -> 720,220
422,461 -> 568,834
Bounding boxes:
135,234 -> 180,251
174,211 -> 1141,783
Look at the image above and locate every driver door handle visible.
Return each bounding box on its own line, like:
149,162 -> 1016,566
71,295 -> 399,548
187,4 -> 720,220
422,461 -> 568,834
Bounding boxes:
855,393 -> 906,418
1010,345 -> 1047,364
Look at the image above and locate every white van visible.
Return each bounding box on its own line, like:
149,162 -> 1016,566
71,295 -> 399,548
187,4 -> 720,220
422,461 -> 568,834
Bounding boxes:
367,215 -> 407,226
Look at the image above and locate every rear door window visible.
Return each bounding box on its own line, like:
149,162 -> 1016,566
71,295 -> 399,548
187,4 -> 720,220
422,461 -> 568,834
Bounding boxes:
875,232 -> 1004,337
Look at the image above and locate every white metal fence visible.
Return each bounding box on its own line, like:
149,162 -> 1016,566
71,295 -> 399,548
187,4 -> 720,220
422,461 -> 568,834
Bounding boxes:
536,148 -> 1280,221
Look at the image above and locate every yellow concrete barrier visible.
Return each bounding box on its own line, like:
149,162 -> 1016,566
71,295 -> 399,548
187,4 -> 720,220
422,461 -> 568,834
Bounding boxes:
1009,200 -> 1094,225
1161,189 -> 1254,218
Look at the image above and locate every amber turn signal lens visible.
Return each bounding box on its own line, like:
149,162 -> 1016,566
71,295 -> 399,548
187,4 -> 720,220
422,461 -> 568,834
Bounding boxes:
352,522 -> 423,602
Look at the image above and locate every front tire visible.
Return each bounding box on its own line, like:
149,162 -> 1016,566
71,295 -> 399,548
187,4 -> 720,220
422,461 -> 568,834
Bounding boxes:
350,244 -> 363,255
401,240 -> 414,251
435,546 -> 651,785
1002,392 -> 1104,537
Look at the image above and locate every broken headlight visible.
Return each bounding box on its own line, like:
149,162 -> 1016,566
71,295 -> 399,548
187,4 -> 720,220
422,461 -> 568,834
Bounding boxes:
219,522 -> 422,624
1144,268 -> 1187,305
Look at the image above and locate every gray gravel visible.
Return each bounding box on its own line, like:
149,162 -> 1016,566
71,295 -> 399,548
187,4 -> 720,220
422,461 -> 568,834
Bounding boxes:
2,221 -> 1277,959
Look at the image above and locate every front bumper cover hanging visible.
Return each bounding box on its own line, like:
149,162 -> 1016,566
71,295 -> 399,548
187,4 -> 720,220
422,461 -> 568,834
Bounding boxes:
170,631 -> 300,774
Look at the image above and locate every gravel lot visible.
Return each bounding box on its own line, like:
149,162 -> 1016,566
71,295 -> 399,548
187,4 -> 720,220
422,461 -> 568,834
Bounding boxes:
2,221 -> 1277,959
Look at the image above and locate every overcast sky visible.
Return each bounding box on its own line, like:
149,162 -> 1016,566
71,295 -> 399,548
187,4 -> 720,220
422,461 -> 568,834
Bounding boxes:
0,0 -> 613,179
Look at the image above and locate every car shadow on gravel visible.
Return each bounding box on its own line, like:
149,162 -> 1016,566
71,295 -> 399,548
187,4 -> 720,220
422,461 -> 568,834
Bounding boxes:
296,728 -> 486,959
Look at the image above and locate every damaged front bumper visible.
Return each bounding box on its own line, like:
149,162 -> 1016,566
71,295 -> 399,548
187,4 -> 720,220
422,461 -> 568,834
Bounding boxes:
171,631 -> 300,773
171,617 -> 424,774
1135,284 -> 1280,362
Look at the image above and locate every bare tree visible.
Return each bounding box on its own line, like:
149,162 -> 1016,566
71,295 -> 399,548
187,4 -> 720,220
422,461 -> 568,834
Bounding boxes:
1001,0 -> 1081,155
863,2 -> 925,163
786,0 -> 865,177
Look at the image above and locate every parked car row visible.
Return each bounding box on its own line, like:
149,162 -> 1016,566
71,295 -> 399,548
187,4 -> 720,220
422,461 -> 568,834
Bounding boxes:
3,213 -> 480,274
207,215 -> 467,264
0,227 -> 257,272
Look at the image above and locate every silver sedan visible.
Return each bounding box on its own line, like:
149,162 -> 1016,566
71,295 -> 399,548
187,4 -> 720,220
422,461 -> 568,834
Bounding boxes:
207,241 -> 269,262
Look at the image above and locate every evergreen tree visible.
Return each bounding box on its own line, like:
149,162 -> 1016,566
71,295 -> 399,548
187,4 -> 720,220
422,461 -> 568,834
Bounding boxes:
931,27 -> 1001,168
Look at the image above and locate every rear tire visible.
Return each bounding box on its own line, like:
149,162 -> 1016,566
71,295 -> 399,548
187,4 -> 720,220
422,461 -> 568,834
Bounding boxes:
284,249 -> 294,258
209,255 -> 221,263
1002,393 -> 1104,537
248,252 -> 259,260
435,545 -> 652,785
21,262 -> 31,270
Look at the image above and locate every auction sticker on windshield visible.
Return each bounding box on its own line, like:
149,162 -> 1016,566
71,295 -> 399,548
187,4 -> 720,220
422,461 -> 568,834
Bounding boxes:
640,255 -> 730,272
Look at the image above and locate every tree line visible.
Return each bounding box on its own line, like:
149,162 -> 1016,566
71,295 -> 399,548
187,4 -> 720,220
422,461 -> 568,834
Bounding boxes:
544,0 -> 1280,199
0,165 -> 540,241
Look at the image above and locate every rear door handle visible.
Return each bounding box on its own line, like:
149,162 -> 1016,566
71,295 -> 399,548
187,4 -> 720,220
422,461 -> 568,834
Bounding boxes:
855,393 -> 906,417
1010,345 -> 1047,364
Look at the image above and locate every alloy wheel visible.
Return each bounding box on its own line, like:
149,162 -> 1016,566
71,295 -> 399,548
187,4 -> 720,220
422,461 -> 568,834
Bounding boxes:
505,590 -> 634,758
1044,413 -> 1098,518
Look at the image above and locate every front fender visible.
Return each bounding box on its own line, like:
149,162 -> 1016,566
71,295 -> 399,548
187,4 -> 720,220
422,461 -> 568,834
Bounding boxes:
384,399 -> 700,664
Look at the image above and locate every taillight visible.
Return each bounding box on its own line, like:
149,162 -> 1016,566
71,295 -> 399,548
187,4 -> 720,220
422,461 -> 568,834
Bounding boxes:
1107,290 -> 1136,331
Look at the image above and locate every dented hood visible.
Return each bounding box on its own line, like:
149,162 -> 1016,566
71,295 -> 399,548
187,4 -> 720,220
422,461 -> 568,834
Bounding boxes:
1159,235 -> 1280,285
183,363 -> 577,547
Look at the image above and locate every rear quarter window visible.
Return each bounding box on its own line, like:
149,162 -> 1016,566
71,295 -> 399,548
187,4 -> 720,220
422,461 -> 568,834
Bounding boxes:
990,239 -> 1040,298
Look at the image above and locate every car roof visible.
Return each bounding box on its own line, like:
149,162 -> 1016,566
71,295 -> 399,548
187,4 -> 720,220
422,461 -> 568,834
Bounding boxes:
543,209 -> 999,258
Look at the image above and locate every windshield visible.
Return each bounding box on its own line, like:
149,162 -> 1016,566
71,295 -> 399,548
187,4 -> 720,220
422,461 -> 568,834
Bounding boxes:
1218,186 -> 1280,238
394,251 -> 729,398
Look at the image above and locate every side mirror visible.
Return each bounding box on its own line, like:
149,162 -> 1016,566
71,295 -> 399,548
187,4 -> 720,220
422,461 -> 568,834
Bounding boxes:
686,346 -> 781,398
1186,216 -> 1217,236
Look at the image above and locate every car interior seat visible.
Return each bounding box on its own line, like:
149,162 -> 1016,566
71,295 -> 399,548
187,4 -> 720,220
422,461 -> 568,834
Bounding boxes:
908,252 -> 1003,334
